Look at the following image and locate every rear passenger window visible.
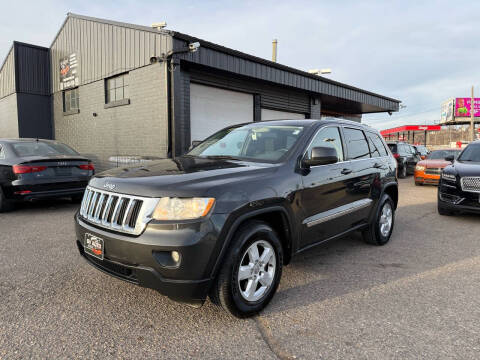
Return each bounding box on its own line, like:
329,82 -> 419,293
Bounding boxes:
367,133 -> 388,157
343,128 -> 370,160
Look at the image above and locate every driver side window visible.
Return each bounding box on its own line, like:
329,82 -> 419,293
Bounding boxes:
306,127 -> 344,161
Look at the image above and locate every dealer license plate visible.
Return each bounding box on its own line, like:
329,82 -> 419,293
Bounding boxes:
84,233 -> 104,260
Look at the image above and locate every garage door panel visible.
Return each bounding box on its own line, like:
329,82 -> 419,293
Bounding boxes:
190,83 -> 253,142
261,108 -> 306,121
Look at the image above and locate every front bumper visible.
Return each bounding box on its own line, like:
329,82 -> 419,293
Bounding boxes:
414,170 -> 440,185
75,213 -> 227,304
438,181 -> 480,214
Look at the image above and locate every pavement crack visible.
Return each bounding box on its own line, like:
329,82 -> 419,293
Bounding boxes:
255,315 -> 297,360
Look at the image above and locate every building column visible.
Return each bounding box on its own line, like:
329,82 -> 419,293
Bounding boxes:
254,94 -> 261,122
170,60 -> 191,157
309,97 -> 321,119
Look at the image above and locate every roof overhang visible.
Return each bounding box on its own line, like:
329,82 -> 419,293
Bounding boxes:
173,33 -> 400,114
381,125 -> 441,136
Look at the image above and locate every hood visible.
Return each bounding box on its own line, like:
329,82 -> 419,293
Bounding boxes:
88,156 -> 279,197
418,159 -> 451,168
446,160 -> 480,177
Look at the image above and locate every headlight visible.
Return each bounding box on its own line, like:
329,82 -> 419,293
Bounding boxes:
441,173 -> 456,182
415,165 -> 425,171
152,197 -> 215,220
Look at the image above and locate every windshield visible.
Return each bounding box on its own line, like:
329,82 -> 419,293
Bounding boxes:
12,141 -> 79,157
427,150 -> 461,160
458,145 -> 480,162
187,124 -> 305,162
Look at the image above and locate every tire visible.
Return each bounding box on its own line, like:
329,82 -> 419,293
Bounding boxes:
0,187 -> 13,213
209,220 -> 283,318
438,202 -> 454,216
363,194 -> 395,246
399,164 -> 407,178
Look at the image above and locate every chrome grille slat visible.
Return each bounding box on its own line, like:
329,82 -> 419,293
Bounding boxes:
461,177 -> 480,193
79,186 -> 158,235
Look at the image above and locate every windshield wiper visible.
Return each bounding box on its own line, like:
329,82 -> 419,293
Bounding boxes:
202,155 -> 243,161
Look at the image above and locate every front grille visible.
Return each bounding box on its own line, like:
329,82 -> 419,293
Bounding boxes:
79,186 -> 158,235
461,177 -> 480,193
425,168 -> 441,175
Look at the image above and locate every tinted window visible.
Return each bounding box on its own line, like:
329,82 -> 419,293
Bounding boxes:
344,128 -> 370,160
306,127 -> 344,162
458,145 -> 480,162
366,133 -> 388,158
12,142 -> 79,157
427,150 -> 461,160
387,143 -> 397,153
188,124 -> 305,163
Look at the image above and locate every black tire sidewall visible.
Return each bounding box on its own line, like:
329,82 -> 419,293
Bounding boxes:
229,223 -> 283,315
373,195 -> 395,245
400,164 -> 407,178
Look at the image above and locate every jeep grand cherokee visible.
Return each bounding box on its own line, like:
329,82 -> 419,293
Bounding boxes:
75,119 -> 398,318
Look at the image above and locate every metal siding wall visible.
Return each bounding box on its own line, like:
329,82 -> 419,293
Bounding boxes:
50,16 -> 172,93
176,38 -> 399,112
0,48 -> 15,99
15,44 -> 50,96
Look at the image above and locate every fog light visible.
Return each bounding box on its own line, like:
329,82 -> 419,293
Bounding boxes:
171,251 -> 180,263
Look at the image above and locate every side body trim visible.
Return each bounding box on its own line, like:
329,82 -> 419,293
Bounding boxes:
303,198 -> 373,228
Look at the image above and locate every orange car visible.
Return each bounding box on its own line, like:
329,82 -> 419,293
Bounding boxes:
414,149 -> 462,185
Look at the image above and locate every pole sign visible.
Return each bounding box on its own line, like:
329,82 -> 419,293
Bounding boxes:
440,98 -> 455,123
59,53 -> 79,90
454,97 -> 480,117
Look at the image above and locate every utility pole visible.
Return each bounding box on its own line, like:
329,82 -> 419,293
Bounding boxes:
471,85 -> 475,142
272,39 -> 278,62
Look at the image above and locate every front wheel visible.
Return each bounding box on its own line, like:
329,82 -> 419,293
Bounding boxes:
363,194 -> 395,246
438,202 -> 454,216
209,221 -> 283,318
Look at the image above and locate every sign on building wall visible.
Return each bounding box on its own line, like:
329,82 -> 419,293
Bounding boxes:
440,98 -> 455,123
454,97 -> 480,117
59,53 -> 79,90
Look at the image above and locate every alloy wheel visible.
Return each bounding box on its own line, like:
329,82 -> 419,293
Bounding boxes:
237,240 -> 276,302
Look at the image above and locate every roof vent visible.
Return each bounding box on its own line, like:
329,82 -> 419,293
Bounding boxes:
151,22 -> 167,30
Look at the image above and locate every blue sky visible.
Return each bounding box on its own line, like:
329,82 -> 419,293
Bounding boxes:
1,0 -> 479,130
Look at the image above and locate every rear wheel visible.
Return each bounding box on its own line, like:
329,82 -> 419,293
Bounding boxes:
0,187 -> 13,212
399,164 -> 407,178
209,221 -> 283,318
363,194 -> 395,246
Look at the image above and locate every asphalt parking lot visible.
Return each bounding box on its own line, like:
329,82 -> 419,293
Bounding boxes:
1,178 -> 480,359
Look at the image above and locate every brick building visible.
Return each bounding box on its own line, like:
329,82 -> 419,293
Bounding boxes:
0,13 -> 400,170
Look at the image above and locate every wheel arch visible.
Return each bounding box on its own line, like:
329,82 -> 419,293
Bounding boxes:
382,182 -> 399,209
210,206 -> 295,281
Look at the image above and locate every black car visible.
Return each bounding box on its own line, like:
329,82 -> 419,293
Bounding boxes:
414,145 -> 430,160
387,142 -> 421,178
438,141 -> 480,215
75,119 -> 398,317
0,139 -> 94,211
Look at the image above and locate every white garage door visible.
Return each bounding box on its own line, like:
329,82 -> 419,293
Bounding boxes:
190,83 -> 253,142
261,109 -> 306,121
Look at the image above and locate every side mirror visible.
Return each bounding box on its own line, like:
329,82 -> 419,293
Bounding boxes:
189,140 -> 202,150
445,155 -> 454,162
303,146 -> 338,167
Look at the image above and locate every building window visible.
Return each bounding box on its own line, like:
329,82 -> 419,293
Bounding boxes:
63,88 -> 79,113
105,73 -> 129,104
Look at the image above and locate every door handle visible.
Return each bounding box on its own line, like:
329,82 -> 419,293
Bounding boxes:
373,162 -> 383,169
341,168 -> 352,175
